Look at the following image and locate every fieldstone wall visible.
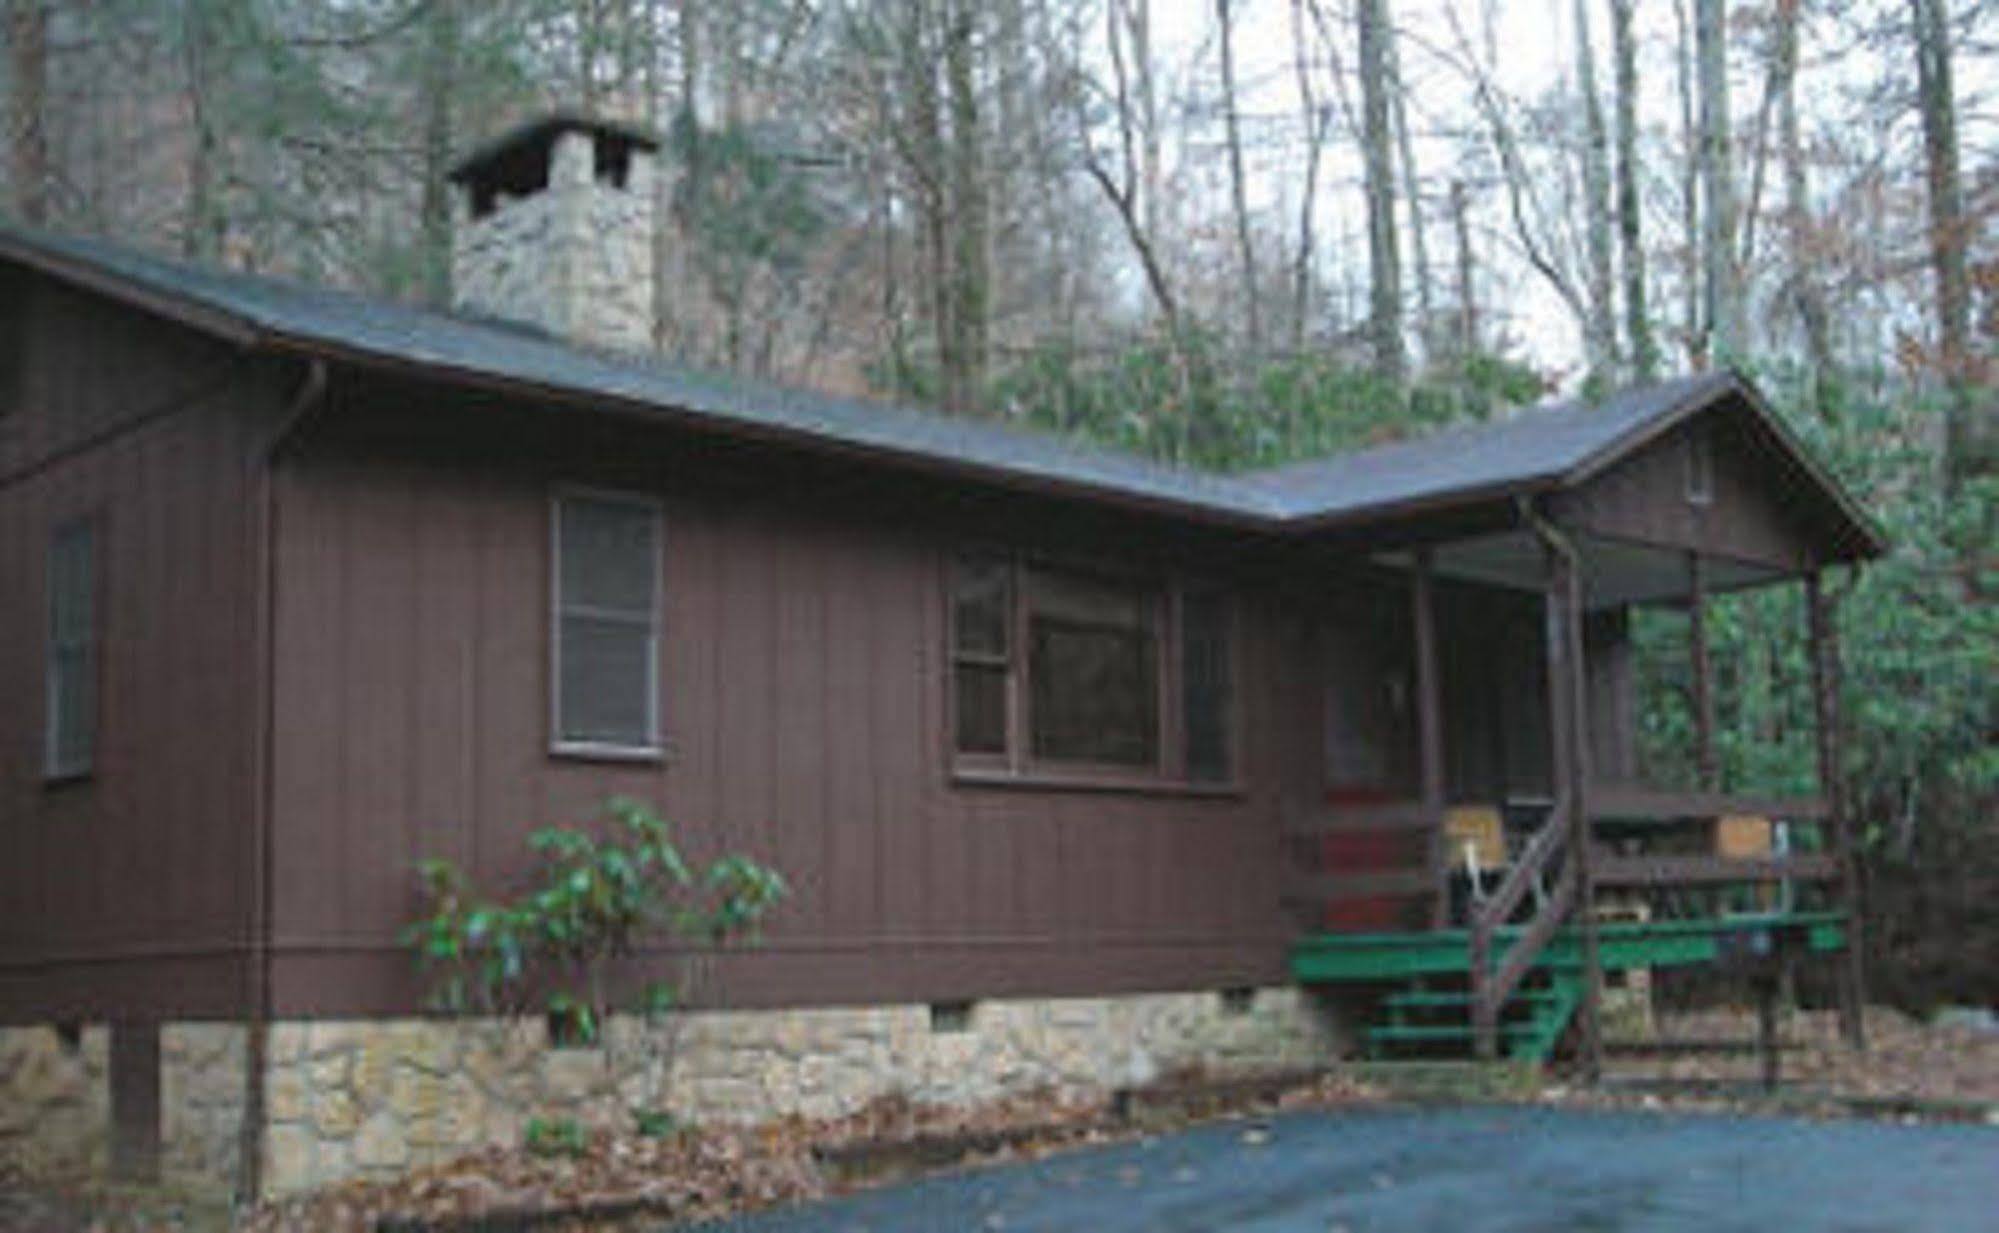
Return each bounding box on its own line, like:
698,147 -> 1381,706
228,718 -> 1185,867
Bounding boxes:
0,1026 -> 107,1180
0,1024 -> 245,1191
452,129 -> 657,354
261,986 -> 1346,1195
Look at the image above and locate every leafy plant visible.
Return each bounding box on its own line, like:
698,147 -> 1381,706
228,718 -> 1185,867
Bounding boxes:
524,1115 -> 589,1159
403,796 -> 787,1069
632,1109 -> 679,1139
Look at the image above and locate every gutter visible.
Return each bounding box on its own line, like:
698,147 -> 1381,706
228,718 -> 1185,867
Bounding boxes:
237,356 -> 329,1203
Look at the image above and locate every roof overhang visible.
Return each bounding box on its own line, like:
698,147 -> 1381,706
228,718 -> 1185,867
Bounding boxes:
0,225 -> 1890,565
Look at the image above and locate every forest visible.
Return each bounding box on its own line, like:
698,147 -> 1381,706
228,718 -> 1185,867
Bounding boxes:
3,0 -> 1993,1006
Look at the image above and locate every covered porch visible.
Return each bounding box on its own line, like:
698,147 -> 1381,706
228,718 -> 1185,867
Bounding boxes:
1281,378 -> 1885,1071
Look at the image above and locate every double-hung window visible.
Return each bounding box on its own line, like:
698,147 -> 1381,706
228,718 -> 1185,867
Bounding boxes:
45,518 -> 98,781
949,553 -> 1236,785
552,493 -> 661,756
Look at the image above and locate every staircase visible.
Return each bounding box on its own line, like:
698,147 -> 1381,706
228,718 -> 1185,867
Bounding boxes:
1364,971 -> 1581,1063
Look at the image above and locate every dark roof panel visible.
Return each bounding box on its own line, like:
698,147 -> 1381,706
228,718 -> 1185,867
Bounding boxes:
0,224 -> 1883,557
1244,373 -> 1736,526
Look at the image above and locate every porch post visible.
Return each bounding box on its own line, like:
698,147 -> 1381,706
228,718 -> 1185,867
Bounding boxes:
1412,549 -> 1449,927
1687,551 -> 1717,790
1543,535 -> 1602,1080
1806,570 -> 1868,1049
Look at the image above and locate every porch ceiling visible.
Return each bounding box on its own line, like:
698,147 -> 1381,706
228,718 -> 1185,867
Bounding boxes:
1378,531 -> 1787,609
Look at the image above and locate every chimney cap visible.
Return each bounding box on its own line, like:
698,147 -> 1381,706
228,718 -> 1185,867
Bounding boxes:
448,110 -> 660,197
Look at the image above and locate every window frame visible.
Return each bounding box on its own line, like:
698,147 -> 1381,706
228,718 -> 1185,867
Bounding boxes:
945,550 -> 1241,794
548,487 -> 664,761
44,513 -> 102,785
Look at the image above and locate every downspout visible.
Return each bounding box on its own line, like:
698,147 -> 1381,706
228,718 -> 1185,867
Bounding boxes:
238,356 -> 329,1203
1516,495 -> 1603,1082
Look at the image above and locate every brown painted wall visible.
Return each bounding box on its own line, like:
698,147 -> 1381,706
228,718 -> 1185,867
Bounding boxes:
0,271 -> 287,1024
1552,406 -> 1824,571
265,381 -> 1342,1017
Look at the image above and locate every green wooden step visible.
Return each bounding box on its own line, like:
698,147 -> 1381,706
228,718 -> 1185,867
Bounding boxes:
1383,988 -> 1561,1010
1366,1022 -> 1540,1044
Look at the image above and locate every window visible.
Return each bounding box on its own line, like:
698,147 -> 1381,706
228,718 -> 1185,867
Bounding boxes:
552,493 -> 660,754
1026,568 -> 1160,767
1686,427 -> 1715,505
45,518 -> 97,780
1180,587 -> 1234,783
949,554 -> 1235,784
950,556 -> 1012,757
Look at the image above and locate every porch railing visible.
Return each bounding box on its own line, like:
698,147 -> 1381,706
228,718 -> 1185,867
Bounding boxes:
1467,799 -> 1572,1059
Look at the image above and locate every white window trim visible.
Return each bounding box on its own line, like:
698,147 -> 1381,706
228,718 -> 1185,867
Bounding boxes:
549,487 -> 663,759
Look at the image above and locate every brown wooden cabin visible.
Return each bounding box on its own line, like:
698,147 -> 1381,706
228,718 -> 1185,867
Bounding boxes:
0,208 -> 1882,1081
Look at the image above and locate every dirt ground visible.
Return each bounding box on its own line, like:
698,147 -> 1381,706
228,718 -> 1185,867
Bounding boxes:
1596,1006 -> 1999,1105
3,1006 -> 1993,1232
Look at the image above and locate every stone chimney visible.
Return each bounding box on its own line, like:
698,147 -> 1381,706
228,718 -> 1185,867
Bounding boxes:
448,113 -> 660,353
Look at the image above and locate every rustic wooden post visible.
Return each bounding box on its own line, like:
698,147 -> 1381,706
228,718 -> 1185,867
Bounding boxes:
1806,570 -> 1868,1049
110,1021 -> 161,1184
1555,542 -> 1602,1082
1412,549 -> 1449,927
1687,551 -> 1717,790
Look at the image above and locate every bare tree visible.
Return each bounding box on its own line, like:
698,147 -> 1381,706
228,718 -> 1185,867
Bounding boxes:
943,0 -> 989,409
1574,0 -> 1619,382
5,0 -> 48,224
1083,0 -> 1184,345
418,0 -> 461,308
1696,0 -> 1740,362
1288,0 -> 1331,349
1772,0 -> 1830,392
1910,0 -> 1983,481
1674,0 -> 1701,361
1389,17 -> 1433,361
1449,177 -> 1479,355
1358,0 -> 1404,381
1610,0 -> 1657,379
1217,0 -> 1260,350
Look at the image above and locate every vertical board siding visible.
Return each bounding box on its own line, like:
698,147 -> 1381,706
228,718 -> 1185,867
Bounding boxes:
1553,413 -> 1820,570
265,397 -> 1325,1015
0,277 -> 278,1023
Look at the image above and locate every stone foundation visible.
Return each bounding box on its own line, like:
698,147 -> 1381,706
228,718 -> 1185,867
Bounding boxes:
0,1023 -> 245,1189
265,986 -> 1342,1194
1,987 -> 1347,1198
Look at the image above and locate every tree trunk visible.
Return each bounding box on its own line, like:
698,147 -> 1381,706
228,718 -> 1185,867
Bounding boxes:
1357,0 -> 1405,382
419,0 -> 461,308
1217,0 -> 1260,352
1775,0 -> 1831,396
1450,178 -> 1478,355
1611,0 -> 1657,379
1911,0 -> 1984,483
1289,0 -> 1327,351
183,0 -> 226,261
1574,0 -> 1619,384
943,0 -> 988,411
1675,0 -> 1701,363
5,0 -> 48,224
1696,0 -> 1739,363
1390,21 -> 1433,363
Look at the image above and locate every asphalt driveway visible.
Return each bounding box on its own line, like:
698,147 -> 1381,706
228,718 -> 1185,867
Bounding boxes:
695,1105 -> 1999,1233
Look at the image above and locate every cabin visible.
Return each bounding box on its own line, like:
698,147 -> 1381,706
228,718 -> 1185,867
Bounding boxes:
0,115 -> 1882,1199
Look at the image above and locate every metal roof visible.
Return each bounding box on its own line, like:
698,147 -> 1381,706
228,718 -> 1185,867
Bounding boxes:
0,225 -> 1884,556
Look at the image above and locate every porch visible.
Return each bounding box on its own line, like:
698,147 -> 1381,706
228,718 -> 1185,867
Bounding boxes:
1280,392 -> 1881,1072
